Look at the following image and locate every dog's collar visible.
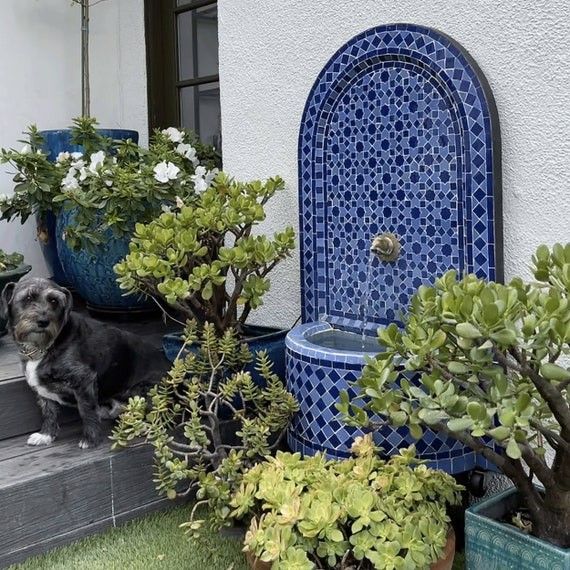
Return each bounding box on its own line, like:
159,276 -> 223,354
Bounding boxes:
17,343 -> 49,360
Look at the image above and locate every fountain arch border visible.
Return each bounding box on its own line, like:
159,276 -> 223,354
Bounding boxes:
298,23 -> 503,329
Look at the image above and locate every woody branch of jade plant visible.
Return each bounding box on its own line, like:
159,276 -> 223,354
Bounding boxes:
339,243 -> 570,547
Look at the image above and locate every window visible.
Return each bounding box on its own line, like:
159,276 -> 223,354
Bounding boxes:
145,0 -> 221,148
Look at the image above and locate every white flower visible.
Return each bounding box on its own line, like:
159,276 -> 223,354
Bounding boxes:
56,151 -> 70,163
191,166 -> 218,193
105,180 -> 113,187
88,150 -> 106,174
71,152 -> 83,160
0,194 -> 10,203
162,127 -> 184,143
20,144 -> 32,154
175,196 -> 184,209
71,158 -> 85,169
153,161 -> 180,183
61,168 -> 79,191
79,167 -> 89,182
36,149 -> 43,155
176,143 -> 199,166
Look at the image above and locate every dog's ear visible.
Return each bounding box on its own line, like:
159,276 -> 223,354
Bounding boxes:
61,286 -> 73,321
0,282 -> 16,322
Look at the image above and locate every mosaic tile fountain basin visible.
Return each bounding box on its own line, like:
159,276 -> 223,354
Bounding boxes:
286,322 -> 497,472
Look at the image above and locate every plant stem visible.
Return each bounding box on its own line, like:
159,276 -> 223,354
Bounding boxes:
81,0 -> 90,117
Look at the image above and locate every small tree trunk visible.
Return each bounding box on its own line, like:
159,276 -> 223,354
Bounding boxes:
532,486 -> 570,547
81,0 -> 90,117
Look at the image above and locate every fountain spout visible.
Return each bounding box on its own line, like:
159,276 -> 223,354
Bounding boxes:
370,233 -> 401,262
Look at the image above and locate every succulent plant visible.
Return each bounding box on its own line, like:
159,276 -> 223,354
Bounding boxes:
224,435 -> 461,569
114,172 -> 295,335
0,250 -> 24,273
111,321 -> 299,530
339,243 -> 570,547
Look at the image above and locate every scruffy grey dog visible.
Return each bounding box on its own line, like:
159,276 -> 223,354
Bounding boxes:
1,277 -> 169,449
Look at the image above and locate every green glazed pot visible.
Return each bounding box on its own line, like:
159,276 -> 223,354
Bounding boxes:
466,486 -> 570,570
0,264 -> 32,336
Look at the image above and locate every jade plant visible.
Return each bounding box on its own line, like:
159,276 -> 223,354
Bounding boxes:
339,243 -> 570,547
0,119 -> 220,249
114,172 -> 295,335
0,250 -> 24,273
217,435 -> 462,569
111,321 -> 298,526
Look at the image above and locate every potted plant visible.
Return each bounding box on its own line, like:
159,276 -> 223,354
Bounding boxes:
0,249 -> 31,335
114,172 -> 295,371
339,243 -> 570,567
1,120 -> 219,313
111,321 -> 299,523
206,434 -> 461,570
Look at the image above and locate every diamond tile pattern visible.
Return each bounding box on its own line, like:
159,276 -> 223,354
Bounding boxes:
298,24 -> 501,332
288,25 -> 502,474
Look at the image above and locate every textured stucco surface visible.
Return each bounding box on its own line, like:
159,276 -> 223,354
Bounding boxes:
218,0 -> 570,330
0,0 -> 147,275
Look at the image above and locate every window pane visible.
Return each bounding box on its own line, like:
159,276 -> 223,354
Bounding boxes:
177,5 -> 219,81
179,82 -> 221,148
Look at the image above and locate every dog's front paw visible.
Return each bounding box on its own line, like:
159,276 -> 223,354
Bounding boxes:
78,438 -> 100,449
27,432 -> 54,446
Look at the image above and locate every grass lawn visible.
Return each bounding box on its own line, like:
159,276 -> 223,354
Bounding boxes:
10,507 -> 248,570
11,506 -> 465,569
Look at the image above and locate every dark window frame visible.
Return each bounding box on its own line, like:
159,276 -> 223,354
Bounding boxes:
144,0 -> 219,136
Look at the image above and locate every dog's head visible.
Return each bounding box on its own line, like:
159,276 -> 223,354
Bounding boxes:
0,277 -> 72,348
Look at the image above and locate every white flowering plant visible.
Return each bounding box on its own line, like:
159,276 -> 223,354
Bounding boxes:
0,117 -> 220,249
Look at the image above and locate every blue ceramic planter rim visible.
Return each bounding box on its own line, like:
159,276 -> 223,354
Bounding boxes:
164,325 -> 289,346
0,264 -> 32,281
39,128 -> 138,138
467,485 -> 569,555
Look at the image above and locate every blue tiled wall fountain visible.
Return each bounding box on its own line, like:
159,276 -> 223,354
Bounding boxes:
286,24 -> 503,474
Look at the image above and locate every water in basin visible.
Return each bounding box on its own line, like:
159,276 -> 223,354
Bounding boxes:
310,329 -> 380,353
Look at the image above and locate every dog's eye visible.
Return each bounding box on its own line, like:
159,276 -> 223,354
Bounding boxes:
25,294 -> 33,304
49,298 -> 59,307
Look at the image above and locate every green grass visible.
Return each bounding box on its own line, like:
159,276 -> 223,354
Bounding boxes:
11,505 -> 466,570
10,507 -> 248,570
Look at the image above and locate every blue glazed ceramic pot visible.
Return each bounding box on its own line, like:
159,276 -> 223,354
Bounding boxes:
38,129 -> 138,287
466,486 -> 570,570
163,325 -> 288,385
55,209 -> 150,313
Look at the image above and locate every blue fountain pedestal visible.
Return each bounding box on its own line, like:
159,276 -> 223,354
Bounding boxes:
286,24 -> 502,475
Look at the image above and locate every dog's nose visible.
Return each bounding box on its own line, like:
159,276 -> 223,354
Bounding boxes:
37,319 -> 50,329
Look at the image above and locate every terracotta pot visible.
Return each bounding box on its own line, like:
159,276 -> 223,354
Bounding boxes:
431,528 -> 456,570
245,528 -> 456,569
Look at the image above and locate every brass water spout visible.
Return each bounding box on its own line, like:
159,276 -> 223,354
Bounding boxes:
371,233 -> 401,262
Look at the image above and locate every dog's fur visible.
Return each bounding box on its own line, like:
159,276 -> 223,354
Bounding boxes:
1,277 -> 169,449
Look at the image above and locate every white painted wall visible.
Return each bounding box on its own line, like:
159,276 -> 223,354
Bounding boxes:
0,0 -> 147,276
218,0 -> 570,329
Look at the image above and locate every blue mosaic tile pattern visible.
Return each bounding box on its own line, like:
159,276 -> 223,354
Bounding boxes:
287,25 -> 502,474
298,23 -> 501,332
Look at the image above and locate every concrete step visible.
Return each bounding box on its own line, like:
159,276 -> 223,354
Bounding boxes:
0,336 -> 78,441
0,425 -> 174,568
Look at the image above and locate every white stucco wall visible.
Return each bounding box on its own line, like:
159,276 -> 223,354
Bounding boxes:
0,0 -> 147,276
218,0 -> 570,329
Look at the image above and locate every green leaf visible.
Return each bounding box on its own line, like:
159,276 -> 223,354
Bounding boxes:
540,363 -> 570,382
448,361 -> 469,375
490,329 -> 517,346
506,438 -> 522,460
488,426 -> 510,441
447,417 -> 474,432
456,323 -> 482,339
